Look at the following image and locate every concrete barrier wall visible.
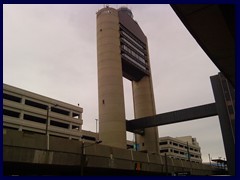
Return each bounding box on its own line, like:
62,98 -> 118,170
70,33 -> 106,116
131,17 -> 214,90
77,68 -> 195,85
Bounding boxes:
3,129 -> 46,150
84,143 -> 112,157
112,147 -> 132,160
50,136 -> 82,154
4,146 -> 35,163
3,129 -> 213,175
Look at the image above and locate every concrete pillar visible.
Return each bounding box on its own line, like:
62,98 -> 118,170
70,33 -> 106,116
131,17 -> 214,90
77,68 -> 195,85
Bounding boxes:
210,74 -> 235,175
132,75 -> 159,154
97,7 -> 126,148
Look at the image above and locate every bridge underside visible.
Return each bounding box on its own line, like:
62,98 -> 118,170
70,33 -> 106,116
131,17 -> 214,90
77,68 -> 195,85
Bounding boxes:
170,4 -> 235,87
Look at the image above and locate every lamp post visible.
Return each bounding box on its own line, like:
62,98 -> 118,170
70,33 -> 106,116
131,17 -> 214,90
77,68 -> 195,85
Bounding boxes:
80,139 -> 102,176
95,119 -> 98,133
46,106 -> 50,150
208,154 -> 212,166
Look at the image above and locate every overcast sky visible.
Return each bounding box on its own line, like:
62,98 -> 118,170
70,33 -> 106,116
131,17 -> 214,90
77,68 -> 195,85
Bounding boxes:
3,4 -> 225,162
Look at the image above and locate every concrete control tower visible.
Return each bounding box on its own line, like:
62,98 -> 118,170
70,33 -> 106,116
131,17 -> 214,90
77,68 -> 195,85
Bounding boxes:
97,6 -> 159,154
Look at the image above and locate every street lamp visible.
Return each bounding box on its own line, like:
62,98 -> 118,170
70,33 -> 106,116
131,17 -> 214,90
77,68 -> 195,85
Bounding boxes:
45,106 -> 50,135
208,154 -> 212,166
95,119 -> 98,133
80,139 -> 102,176
45,106 -> 50,150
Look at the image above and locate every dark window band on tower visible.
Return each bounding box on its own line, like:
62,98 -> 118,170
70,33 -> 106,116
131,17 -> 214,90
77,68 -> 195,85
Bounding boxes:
120,24 -> 150,81
119,24 -> 146,50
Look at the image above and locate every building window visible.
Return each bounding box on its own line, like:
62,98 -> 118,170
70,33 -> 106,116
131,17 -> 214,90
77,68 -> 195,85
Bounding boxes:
72,112 -> 80,119
160,149 -> 168,153
179,144 -> 184,148
51,107 -> 70,116
3,93 -> 21,103
120,25 -> 146,50
3,126 -> 18,130
3,109 -> 20,118
50,120 -> 69,129
25,99 -> 48,110
122,53 -> 147,71
173,142 -> 178,146
23,114 -> 46,124
72,125 -> 80,130
174,150 -> 179,154
159,141 -> 168,145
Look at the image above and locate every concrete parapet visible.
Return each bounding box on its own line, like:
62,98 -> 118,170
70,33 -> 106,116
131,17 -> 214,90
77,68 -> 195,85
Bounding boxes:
3,129 -> 214,175
84,143 -> 112,158
112,147 -> 132,160
3,129 -> 46,150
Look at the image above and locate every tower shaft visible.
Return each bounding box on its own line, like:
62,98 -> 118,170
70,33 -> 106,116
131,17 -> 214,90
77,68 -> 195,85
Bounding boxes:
97,8 -> 126,148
